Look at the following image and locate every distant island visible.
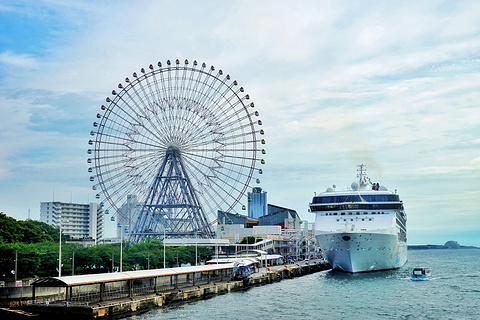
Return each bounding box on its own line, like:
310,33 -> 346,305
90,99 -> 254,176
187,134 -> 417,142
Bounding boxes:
408,240 -> 479,250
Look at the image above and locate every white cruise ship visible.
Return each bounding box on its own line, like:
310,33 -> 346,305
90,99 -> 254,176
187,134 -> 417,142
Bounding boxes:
310,165 -> 407,273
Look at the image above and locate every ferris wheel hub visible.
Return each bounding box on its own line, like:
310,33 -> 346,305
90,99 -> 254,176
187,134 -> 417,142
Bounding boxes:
166,146 -> 181,156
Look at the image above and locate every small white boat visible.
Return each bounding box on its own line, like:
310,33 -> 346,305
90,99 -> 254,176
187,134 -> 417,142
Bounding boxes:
411,267 -> 432,280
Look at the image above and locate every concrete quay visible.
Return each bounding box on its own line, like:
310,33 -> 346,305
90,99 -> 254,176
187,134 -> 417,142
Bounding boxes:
10,260 -> 330,319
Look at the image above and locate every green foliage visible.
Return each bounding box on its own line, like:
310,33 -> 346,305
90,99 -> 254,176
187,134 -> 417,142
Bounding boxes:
0,212 -> 59,244
0,212 -> 214,279
239,236 -> 260,244
0,213 -> 22,243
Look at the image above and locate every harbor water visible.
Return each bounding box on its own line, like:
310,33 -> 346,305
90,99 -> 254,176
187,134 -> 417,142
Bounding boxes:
127,249 -> 480,320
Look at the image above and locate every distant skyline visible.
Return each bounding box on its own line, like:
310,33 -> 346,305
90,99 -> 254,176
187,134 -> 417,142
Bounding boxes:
0,1 -> 479,245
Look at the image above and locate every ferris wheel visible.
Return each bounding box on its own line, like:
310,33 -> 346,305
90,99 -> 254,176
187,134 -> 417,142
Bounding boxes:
88,59 -> 265,241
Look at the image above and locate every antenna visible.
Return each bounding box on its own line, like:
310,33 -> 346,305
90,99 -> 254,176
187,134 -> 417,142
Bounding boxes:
357,164 -> 367,184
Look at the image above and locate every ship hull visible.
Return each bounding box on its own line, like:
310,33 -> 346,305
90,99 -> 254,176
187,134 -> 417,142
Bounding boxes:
315,231 -> 407,273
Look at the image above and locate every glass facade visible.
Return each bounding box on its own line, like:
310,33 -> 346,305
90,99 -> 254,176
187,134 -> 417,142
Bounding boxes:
247,187 -> 267,219
312,194 -> 400,204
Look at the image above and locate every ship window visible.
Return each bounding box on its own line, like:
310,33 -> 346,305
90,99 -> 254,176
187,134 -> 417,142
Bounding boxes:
334,213 -> 337,215
364,212 -> 368,215
350,219 -> 353,221
356,212 -> 360,215
343,219 -> 347,221
341,212 -> 345,215
349,212 -> 352,215
360,195 -> 401,202
369,218 -> 373,221
336,219 -> 339,222
362,219 -> 365,221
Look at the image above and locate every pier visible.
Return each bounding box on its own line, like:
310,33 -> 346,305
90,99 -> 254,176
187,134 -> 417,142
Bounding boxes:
3,259 -> 330,319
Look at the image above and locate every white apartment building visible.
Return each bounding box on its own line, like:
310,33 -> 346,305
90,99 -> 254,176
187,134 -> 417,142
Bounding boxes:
40,201 -> 104,243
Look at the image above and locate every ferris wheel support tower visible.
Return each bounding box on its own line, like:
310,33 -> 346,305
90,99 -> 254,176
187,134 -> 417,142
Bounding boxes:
129,146 -> 213,242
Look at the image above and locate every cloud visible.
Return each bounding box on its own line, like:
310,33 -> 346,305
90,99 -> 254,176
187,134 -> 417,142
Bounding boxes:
0,51 -> 38,69
1,0 -> 480,244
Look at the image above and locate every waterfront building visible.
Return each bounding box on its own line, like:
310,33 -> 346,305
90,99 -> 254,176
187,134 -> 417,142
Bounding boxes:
261,204 -> 301,229
218,204 -> 300,229
247,187 -> 267,219
217,210 -> 258,227
39,201 -> 104,243
216,205 -> 314,258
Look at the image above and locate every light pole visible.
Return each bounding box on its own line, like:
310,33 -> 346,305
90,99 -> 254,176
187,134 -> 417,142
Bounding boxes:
119,225 -> 124,272
163,227 -> 168,269
58,219 -> 62,277
146,254 -> 150,270
14,251 -> 18,283
111,252 -> 114,272
70,251 -> 75,276
195,230 -> 198,266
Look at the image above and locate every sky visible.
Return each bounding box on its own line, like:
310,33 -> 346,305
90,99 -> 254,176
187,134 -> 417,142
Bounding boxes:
0,0 -> 479,246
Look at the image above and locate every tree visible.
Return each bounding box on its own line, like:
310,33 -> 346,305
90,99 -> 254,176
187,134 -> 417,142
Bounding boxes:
0,212 -> 215,278
0,213 -> 22,243
0,213 -> 59,244
239,236 -> 259,244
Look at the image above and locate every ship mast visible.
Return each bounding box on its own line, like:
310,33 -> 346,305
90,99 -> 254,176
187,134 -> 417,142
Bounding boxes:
357,164 -> 367,185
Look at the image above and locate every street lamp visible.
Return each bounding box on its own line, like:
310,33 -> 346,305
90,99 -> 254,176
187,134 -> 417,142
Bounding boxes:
70,251 -> 75,276
14,251 -> 18,283
58,217 -> 68,277
118,224 -> 128,272
120,227 -> 123,272
111,252 -> 114,272
58,220 -> 62,277
163,227 -> 169,269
